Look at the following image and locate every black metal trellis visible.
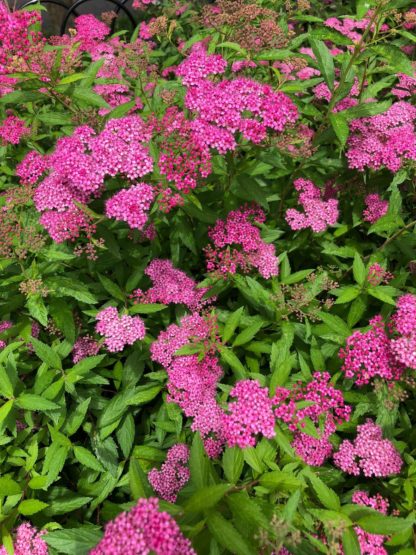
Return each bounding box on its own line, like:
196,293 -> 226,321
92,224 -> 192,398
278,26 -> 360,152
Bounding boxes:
20,0 -> 137,35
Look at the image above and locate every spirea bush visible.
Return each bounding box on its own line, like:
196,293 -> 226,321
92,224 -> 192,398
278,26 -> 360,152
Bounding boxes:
0,0 -> 416,553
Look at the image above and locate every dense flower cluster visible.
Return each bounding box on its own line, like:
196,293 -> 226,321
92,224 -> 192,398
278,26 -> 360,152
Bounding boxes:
205,205 -> 279,278
95,306 -> 145,352
339,315 -> 404,385
334,419 -> 402,477
90,497 -> 195,555
0,320 -> 12,349
148,444 -> 190,502
72,335 -> 100,363
285,179 -> 339,233
133,259 -> 210,310
223,379 -> 276,448
363,193 -> 389,223
367,263 -> 393,286
0,523 -> 48,555
352,491 -> 389,555
347,102 -> 416,172
390,294 -> 416,369
105,183 -> 155,230
0,115 -> 30,144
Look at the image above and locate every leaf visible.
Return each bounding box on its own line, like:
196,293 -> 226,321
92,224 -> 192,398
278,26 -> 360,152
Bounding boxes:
368,214 -> 404,235
304,469 -> 340,510
37,112 -> 73,126
222,447 -> 244,484
44,527 -> 103,555
357,514 -> 414,535
30,338 -> 62,369
190,432 -> 210,489
184,484 -> 230,515
16,394 -> 59,411
74,446 -> 105,472
318,312 -> 351,338
353,252 -> 366,285
126,385 -> 162,406
329,113 -> 349,147
0,399 -> 13,423
45,495 -> 93,516
63,397 -> 91,436
129,458 -> 152,499
220,348 -> 246,379
18,499 -> 48,515
46,277 -> 98,304
129,303 -> 167,314
207,511 -> 255,555
370,44 -> 414,76
116,413 -> 135,458
259,471 -> 303,491
342,100 -> 392,121
27,295 -> 48,326
98,274 -> 125,302
0,477 -> 22,496
223,306 -> 244,343
73,88 -> 110,109
368,287 -> 396,306
334,286 -> 361,304
280,269 -> 314,285
310,38 -> 335,89
0,366 -> 14,398
227,491 -> 270,535
342,528 -> 361,555
233,322 -> 263,347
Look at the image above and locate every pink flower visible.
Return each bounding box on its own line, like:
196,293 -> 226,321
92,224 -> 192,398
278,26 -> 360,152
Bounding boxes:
0,523 -> 47,555
0,115 -> 30,144
72,335 -> 100,363
105,183 -> 155,230
352,491 -> 389,555
175,43 -> 227,86
223,379 -> 276,448
148,444 -> 190,502
334,419 -> 402,477
95,306 -> 145,352
363,194 -> 388,223
90,497 -> 195,555
205,205 -> 279,278
285,178 -> 339,233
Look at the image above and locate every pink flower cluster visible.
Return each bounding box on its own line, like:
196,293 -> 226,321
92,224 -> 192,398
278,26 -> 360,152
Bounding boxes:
363,194 -> 389,223
390,294 -> 416,369
133,259 -> 210,310
90,497 -> 195,555
0,115 -> 30,144
95,306 -> 145,352
339,315 -> 404,385
334,419 -> 402,477
0,523 -> 48,555
0,320 -> 12,350
22,116 -> 153,242
105,183 -> 155,230
392,72 -> 416,99
352,491 -> 389,555
148,443 -> 190,502
285,178 -> 339,233
346,102 -> 416,172
325,15 -> 388,43
72,335 -> 100,363
175,42 -> 227,86
273,372 -> 351,465
205,205 -> 279,278
223,379 -> 276,448
367,263 -> 393,287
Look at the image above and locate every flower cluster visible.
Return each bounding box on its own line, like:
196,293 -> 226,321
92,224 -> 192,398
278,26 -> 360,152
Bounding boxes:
367,263 -> 393,286
223,379 -> 276,448
0,523 -> 48,555
175,42 -> 227,86
333,419 -> 402,477
105,183 -> 155,230
352,491 -> 389,555
363,193 -> 389,223
205,205 -> 279,278
390,294 -> 416,369
95,306 -> 145,352
148,444 -> 190,502
346,102 -> 416,172
273,372 -> 351,465
0,320 -> 12,350
133,259 -> 210,310
90,497 -> 195,555
285,179 -> 339,233
72,335 -> 100,363
0,115 -> 30,144
339,315 -> 404,385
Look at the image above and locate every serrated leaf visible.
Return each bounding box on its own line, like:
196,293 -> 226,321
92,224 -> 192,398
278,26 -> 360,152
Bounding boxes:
318,312 -> 351,338
368,287 -> 396,305
31,338 -> 62,369
310,38 -> 335,89
190,432 -> 210,489
220,347 -> 246,379
129,458 -> 152,499
74,446 -> 105,472
129,303 -> 167,314
334,286 -> 361,304
98,274 -> 125,302
44,527 -> 102,555
353,252 -> 366,285
304,469 -> 340,510
222,447 -> 244,484
357,514 -> 414,535
233,322 -> 263,347
16,394 -> 59,411
184,484 -> 230,515
207,511 -> 256,555
223,306 -> 244,343
0,477 -> 22,496
19,499 -> 48,515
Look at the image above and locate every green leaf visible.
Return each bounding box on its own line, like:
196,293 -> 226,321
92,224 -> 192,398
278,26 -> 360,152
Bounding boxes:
98,274 -> 125,302
334,286 -> 361,304
19,499 -> 48,515
280,269 -> 314,285
45,495 -> 93,516
329,113 -> 349,147
227,491 -> 270,535
129,303 -> 167,314
259,471 -> 303,491
37,112 -> 73,126
368,287 -> 396,306
27,295 -> 48,326
46,277 -> 98,304
223,306 -> 244,343
44,527 -> 103,555
233,322 -> 263,347
190,433 -> 210,489
370,44 -> 413,76
0,399 -> 14,423
368,214 -> 404,235
0,366 -> 14,398
73,88 -> 110,109
310,38 -> 335,89
129,458 -> 152,499
304,469 -> 340,510
74,446 -> 105,472
126,385 -> 162,406
16,394 -> 59,411
116,413 -> 135,458
207,511 -> 255,555
184,484 -> 230,515
30,338 -> 62,369
220,347 -> 246,379
357,514 -> 414,535
318,312 -> 351,338
222,447 -> 244,484
0,477 -> 22,496
342,528 -> 361,555
342,100 -> 392,121
353,252 -> 366,285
